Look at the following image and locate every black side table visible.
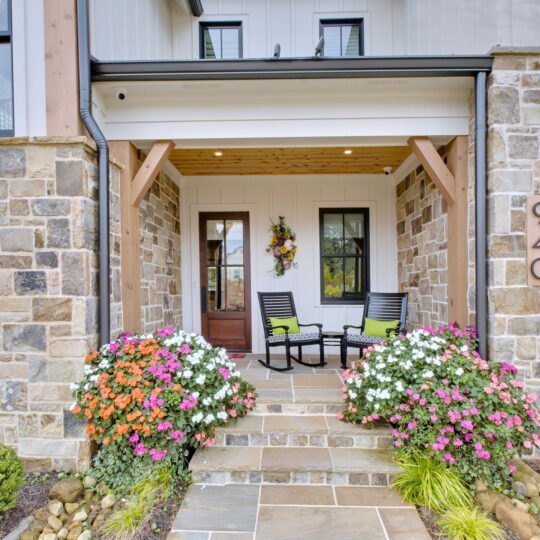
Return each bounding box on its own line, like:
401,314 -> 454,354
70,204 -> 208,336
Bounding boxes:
322,331 -> 345,367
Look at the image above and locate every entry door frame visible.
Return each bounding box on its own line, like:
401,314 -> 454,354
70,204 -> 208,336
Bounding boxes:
198,210 -> 252,351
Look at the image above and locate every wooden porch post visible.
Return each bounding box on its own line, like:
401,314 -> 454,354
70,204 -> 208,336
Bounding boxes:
407,136 -> 469,327
110,141 -> 174,333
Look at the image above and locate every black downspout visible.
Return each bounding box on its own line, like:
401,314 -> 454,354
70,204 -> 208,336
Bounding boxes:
77,0 -> 111,345
475,72 -> 488,359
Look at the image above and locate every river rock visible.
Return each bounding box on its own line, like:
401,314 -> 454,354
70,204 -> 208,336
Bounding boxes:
100,494 -> 116,509
82,476 -> 96,489
42,534 -> 58,540
476,490 -> 510,513
72,511 -> 88,523
47,515 -> 63,532
511,498 -> 530,513
49,479 -> 84,504
496,501 -> 535,539
29,519 -> 46,533
20,532 -> 39,540
34,510 -> 49,522
64,503 -> 79,514
526,482 -> 540,498
77,531 -> 92,540
57,529 -> 69,540
66,525 -> 82,540
48,501 -> 64,517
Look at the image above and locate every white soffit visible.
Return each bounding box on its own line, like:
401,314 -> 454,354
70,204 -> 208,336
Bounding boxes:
94,76 -> 473,143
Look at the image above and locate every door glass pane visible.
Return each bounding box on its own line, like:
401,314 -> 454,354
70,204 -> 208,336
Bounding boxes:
0,43 -> 13,133
323,257 -> 343,298
323,213 -> 343,254
225,220 -> 243,264
203,27 -> 221,59
208,265 -> 226,312
344,213 -> 365,254
226,267 -> 245,311
343,257 -> 364,298
342,25 -> 359,56
221,27 -> 239,58
322,26 -> 341,56
206,220 -> 224,265
0,0 -> 8,33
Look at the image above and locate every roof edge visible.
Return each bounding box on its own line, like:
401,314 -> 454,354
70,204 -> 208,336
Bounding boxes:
91,55 -> 493,82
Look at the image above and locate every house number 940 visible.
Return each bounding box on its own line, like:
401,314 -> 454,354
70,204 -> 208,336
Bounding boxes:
528,196 -> 540,285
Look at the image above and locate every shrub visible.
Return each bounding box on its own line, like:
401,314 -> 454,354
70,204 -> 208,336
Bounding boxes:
71,328 -> 256,491
341,325 -> 540,489
437,506 -> 504,540
393,452 -> 473,514
0,445 -> 24,514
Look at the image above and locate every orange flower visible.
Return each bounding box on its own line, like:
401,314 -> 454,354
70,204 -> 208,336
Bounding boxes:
85,350 -> 99,363
127,411 -> 142,422
142,424 -> 151,435
86,424 -> 96,435
103,437 -> 110,445
132,388 -> 145,402
116,423 -> 129,435
72,405 -> 81,414
84,408 -> 93,419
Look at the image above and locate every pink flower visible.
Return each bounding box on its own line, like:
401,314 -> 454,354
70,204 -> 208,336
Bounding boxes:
453,439 -> 463,446
442,453 -> 456,465
134,443 -> 147,455
229,409 -> 238,418
157,421 -> 173,432
430,415 -> 438,422
460,420 -> 474,430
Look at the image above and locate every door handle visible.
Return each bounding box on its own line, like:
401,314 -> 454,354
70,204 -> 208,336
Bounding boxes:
201,286 -> 207,313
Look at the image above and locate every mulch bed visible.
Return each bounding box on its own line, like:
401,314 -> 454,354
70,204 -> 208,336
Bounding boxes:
0,472 -> 61,538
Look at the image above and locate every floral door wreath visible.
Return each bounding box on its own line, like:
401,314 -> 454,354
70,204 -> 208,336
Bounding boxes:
266,216 -> 298,277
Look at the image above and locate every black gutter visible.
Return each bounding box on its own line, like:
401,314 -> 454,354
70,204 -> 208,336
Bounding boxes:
475,72 -> 488,359
188,0 -> 203,17
92,55 -> 493,81
77,0 -> 111,345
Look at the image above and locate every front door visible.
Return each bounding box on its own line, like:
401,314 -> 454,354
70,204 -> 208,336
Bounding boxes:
199,212 -> 251,351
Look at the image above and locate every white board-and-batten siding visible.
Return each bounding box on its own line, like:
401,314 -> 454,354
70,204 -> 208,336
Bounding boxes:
180,174 -> 397,353
89,0 -> 540,62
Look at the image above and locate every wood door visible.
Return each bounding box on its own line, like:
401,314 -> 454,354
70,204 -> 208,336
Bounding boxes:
199,212 -> 251,351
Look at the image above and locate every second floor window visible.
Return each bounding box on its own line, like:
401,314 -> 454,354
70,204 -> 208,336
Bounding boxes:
320,19 -> 364,57
0,0 -> 13,136
200,22 -> 242,60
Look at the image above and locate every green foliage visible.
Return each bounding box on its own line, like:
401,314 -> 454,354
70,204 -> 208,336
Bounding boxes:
437,506 -> 504,540
0,445 -> 24,514
100,467 -> 177,539
392,452 -> 473,514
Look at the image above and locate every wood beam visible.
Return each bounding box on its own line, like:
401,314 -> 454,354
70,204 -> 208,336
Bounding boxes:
110,141 -> 142,333
131,141 -> 175,207
408,137 -> 456,204
446,136 -> 470,327
44,0 -> 81,136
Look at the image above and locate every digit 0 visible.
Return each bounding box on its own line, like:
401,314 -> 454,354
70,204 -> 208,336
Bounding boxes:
532,258 -> 540,280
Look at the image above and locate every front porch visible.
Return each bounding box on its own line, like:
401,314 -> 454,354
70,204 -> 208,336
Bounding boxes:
169,354 -> 430,540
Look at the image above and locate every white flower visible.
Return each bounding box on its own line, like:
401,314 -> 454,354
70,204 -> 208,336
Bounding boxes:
182,369 -> 193,379
423,371 -> 434,379
69,383 -> 78,392
192,412 -> 203,423
455,367 -> 464,376
217,411 -> 228,420
204,413 -> 215,424
196,374 -> 206,385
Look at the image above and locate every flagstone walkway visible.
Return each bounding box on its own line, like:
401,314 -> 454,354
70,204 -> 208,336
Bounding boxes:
168,355 -> 431,540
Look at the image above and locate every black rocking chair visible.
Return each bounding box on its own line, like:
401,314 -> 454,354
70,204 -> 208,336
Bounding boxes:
258,291 -> 326,372
340,292 -> 408,369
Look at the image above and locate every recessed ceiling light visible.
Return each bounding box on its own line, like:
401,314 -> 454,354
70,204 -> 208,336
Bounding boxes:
343,149 -> 353,155
214,151 -> 223,157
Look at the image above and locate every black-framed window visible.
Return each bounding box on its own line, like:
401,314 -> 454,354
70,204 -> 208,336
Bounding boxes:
0,0 -> 13,137
320,208 -> 370,304
320,18 -> 364,57
200,22 -> 242,60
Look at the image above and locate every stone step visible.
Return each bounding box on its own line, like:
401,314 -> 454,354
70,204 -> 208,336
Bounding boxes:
214,414 -> 392,449
190,446 -> 400,487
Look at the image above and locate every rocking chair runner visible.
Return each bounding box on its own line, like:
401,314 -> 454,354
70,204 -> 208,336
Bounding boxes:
258,291 -> 326,372
340,292 -> 408,369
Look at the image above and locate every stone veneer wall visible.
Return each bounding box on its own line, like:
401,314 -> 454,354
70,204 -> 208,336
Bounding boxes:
139,167 -> 182,333
487,49 -> 540,391
396,160 -> 449,328
0,137 -> 121,470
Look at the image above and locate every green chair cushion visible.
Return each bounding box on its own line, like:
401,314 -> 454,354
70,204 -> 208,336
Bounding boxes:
269,316 -> 300,335
363,318 -> 400,338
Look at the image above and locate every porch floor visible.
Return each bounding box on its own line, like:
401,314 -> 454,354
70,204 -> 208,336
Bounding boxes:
168,354 -> 430,540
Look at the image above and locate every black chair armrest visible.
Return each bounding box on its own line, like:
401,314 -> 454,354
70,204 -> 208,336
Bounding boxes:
385,325 -> 401,337
298,322 -> 323,329
264,324 -> 290,337
343,324 -> 363,338
398,327 -> 407,335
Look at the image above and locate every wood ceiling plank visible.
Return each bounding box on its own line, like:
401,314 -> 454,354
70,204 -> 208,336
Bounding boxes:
169,146 -> 411,176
